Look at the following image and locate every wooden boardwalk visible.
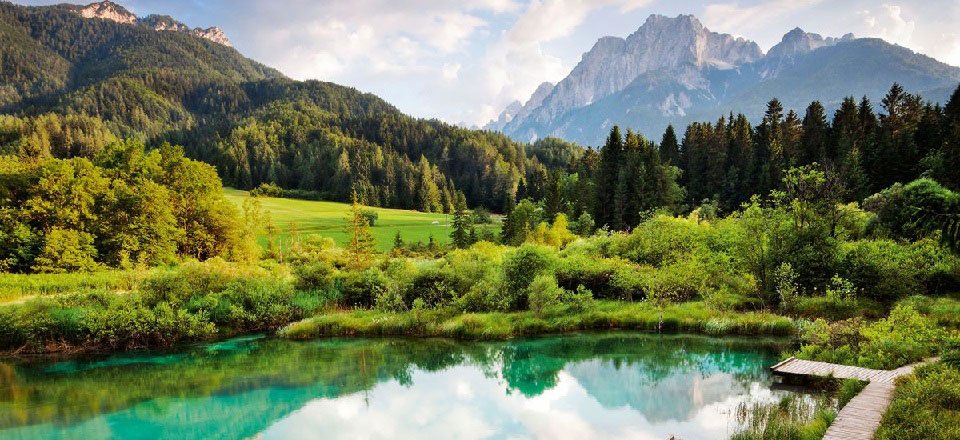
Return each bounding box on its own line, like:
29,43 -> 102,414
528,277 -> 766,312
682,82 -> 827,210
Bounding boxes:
770,357 -> 929,440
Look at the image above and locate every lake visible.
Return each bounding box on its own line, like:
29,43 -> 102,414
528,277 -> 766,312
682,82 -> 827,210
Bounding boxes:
0,333 -> 806,439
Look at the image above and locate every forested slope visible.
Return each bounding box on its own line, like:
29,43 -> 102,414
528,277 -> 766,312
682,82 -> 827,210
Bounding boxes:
0,1 -> 566,212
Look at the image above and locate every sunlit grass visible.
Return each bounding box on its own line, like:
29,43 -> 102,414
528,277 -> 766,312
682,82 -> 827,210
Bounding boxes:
224,188 -> 499,251
279,300 -> 796,340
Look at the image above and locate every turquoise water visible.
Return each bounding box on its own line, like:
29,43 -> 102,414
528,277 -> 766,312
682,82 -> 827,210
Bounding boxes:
0,333 -> 801,439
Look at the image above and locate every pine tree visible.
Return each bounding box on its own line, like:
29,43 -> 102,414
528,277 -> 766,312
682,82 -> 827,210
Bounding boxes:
830,97 -> 859,164
659,124 -> 680,164
754,99 -> 784,195
800,101 -> 829,166
393,230 -> 403,250
595,126 -> 624,228
348,191 -> 376,266
450,191 -> 470,248
943,84 -> 960,190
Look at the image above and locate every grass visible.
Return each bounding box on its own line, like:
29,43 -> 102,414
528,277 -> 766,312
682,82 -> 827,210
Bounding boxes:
225,188 -> 499,251
876,362 -> 960,439
0,270 -> 146,304
279,300 -> 797,340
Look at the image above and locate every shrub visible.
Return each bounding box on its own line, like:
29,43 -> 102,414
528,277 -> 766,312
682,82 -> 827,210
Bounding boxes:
294,261 -> 336,291
839,240 -> 929,301
335,268 -> 390,309
250,182 -> 284,197
501,244 -> 557,311
403,268 -> 457,308
527,274 -> 564,317
361,209 -> 379,227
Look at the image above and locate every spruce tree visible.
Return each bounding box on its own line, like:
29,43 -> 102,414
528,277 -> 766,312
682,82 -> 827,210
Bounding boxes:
800,101 -> 829,166
943,84 -> 960,190
659,124 -> 679,164
450,191 -> 470,248
393,230 -> 403,250
595,126 -> 624,228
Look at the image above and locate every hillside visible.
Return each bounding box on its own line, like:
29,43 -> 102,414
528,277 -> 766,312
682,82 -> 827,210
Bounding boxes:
493,14 -> 960,145
0,1 -> 567,213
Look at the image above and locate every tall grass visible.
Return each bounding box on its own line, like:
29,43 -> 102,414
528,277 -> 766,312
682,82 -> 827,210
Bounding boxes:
280,300 -> 796,340
0,270 -> 148,304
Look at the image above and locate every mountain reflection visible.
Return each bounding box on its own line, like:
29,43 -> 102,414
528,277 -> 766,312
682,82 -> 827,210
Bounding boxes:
0,333 -> 794,439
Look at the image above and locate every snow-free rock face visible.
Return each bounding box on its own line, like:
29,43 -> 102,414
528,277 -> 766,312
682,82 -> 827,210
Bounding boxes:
492,14 -> 960,145
68,1 -> 233,47
499,14 -> 762,141
192,27 -> 232,47
75,0 -> 136,24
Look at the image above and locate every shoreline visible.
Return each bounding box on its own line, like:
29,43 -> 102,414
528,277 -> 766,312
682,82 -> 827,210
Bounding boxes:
0,301 -> 797,358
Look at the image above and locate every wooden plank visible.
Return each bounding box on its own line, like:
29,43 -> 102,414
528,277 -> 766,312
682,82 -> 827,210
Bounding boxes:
772,358 -> 935,440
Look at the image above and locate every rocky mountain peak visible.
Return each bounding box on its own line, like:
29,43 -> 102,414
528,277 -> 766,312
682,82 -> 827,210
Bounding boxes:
69,1 -> 233,47
75,1 -> 136,25
767,28 -> 853,59
504,14 -> 762,125
485,82 -> 555,132
192,27 -> 232,47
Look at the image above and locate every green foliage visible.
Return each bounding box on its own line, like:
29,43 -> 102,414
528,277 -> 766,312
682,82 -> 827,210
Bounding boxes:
0,142 -> 247,273
347,193 -> 377,267
30,227 -> 100,273
876,363 -> 960,439
527,274 -> 564,317
797,304 -> 945,369
501,244 -> 557,311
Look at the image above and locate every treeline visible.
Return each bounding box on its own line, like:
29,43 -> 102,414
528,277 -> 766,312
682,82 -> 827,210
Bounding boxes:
673,83 -> 960,212
510,82 -> 960,238
0,141 -> 251,272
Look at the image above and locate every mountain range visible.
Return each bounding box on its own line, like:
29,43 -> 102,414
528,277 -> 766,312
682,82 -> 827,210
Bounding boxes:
488,14 -> 960,146
0,0 -> 558,212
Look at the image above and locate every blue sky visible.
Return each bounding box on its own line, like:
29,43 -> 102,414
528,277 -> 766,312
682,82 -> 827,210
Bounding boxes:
14,0 -> 960,125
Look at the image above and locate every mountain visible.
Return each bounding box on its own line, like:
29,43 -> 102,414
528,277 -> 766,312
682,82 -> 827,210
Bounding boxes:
0,0 -> 561,212
485,82 -> 554,132
66,1 -> 232,46
490,14 -> 960,145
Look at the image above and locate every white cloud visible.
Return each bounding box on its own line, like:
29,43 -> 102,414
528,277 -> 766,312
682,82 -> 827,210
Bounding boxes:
468,0 -> 524,13
702,0 -> 824,37
509,0 -> 653,45
441,62 -> 462,80
859,4 -> 915,47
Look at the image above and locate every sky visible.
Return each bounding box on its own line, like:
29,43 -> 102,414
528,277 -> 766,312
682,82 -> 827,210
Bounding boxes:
14,0 -> 960,125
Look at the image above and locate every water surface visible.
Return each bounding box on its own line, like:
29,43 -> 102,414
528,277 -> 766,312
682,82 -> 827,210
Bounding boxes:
0,333 -> 802,439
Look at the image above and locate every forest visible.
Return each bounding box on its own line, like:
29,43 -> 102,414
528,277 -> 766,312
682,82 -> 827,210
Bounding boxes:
1,1 -> 960,436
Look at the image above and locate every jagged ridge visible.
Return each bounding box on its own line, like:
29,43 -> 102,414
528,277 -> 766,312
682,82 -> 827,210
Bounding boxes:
67,1 -> 232,46
489,14 -> 960,145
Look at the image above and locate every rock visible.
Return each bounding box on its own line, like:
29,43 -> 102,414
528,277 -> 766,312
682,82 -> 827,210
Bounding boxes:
68,1 -> 233,47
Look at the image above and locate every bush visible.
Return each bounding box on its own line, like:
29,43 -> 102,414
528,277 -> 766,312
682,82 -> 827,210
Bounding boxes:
335,268 -> 390,309
361,209 -> 379,227
839,240 -> 933,301
527,274 -> 564,317
500,244 -> 557,311
250,182 -> 283,197
294,261 -> 335,291
797,305 -> 945,369
403,268 -> 457,308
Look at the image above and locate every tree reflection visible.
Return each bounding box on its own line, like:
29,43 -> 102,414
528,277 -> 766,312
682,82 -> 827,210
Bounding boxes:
0,333 -> 789,437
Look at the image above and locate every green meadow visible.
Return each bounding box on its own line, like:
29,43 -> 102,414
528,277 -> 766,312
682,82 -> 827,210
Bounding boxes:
224,189 -> 498,251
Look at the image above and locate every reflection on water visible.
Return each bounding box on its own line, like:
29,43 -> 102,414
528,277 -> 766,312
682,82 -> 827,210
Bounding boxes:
0,333 -> 804,439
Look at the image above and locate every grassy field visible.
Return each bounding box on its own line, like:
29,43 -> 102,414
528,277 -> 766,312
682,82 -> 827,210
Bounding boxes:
224,189 -> 498,251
